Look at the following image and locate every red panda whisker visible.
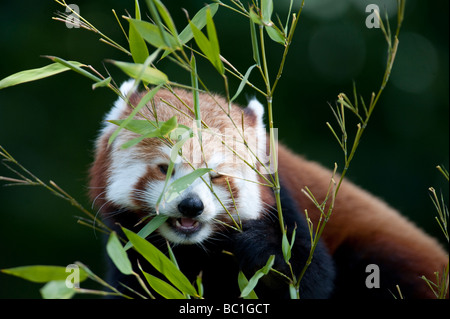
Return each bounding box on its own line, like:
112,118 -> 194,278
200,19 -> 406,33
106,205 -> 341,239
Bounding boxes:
90,190 -> 107,210
101,207 -> 128,219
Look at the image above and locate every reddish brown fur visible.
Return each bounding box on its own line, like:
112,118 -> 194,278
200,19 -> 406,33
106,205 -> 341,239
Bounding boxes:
277,145 -> 448,298
89,134 -> 111,211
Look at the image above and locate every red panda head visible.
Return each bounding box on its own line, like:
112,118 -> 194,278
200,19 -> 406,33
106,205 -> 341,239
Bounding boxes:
89,80 -> 271,244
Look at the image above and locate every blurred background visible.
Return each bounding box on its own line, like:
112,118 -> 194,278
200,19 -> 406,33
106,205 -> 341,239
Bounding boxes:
0,0 -> 448,298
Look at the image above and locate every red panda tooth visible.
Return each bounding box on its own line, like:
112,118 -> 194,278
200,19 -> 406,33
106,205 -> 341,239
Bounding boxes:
174,217 -> 200,229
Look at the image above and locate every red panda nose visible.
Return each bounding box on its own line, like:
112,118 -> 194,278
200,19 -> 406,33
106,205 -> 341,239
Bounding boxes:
178,196 -> 204,218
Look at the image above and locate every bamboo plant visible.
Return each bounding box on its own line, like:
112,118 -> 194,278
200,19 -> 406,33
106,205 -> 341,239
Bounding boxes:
0,0 -> 413,299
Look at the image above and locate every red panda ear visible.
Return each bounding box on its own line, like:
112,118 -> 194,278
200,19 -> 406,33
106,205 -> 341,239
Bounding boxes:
98,80 -> 138,136
246,98 -> 265,128
244,98 -> 268,165
119,79 -> 137,98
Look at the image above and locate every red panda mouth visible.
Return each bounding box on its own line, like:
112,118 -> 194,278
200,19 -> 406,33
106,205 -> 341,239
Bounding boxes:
169,217 -> 202,234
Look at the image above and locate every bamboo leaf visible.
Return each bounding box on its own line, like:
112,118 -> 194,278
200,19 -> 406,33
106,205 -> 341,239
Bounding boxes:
206,9 -> 220,64
109,119 -> 158,136
282,225 -> 297,264
237,272 -> 258,299
92,77 -> 111,90
122,227 -> 199,297
128,19 -> 179,51
290,226 -> 297,252
189,9 -> 224,75
0,61 -> 84,89
106,232 -> 133,275
110,115 -> 177,150
196,272 -> 204,298
140,269 -> 186,299
178,3 -> 219,45
189,20 -> 211,55
169,125 -> 193,142
206,8 -> 224,75
45,56 -> 102,82
240,255 -> 275,298
152,0 -> 177,36
119,128 -> 161,149
129,0 -> 149,64
124,215 -> 168,250
159,116 -> 178,136
250,19 -> 261,66
249,7 -> 263,25
164,168 -> 212,203
40,280 -> 76,299
1,265 -> 87,283
110,60 -> 168,85
134,0 -> 142,19
145,0 -> 176,49
231,64 -> 257,102
281,232 -> 291,263
261,0 -> 274,24
265,25 -> 285,45
162,244 -> 178,273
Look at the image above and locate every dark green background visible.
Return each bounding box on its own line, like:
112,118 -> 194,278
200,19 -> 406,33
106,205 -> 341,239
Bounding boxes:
0,0 -> 448,298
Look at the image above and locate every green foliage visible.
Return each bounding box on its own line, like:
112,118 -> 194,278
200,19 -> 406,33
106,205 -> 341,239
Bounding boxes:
107,232 -> 134,275
237,272 -> 258,299
239,255 -> 275,298
0,0 -> 422,300
124,215 -> 168,251
1,265 -> 87,283
129,0 -> 149,64
421,166 -> 449,299
162,167 -> 212,203
122,227 -> 199,298
189,7 -> 224,75
1,264 -> 89,299
178,4 -> 219,46
110,60 -> 169,84
40,280 -> 78,299
139,268 -> 186,299
0,61 -> 83,89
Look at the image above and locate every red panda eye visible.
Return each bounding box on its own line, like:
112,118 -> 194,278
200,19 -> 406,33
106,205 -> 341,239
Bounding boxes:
158,164 -> 169,175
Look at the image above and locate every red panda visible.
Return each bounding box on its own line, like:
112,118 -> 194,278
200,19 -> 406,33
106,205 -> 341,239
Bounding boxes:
89,80 -> 448,299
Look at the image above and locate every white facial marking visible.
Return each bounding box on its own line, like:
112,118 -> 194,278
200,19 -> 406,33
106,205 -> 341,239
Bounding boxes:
106,148 -> 147,209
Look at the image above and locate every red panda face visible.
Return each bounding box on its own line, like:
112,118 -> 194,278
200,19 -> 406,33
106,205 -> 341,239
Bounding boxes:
90,80 -> 269,244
